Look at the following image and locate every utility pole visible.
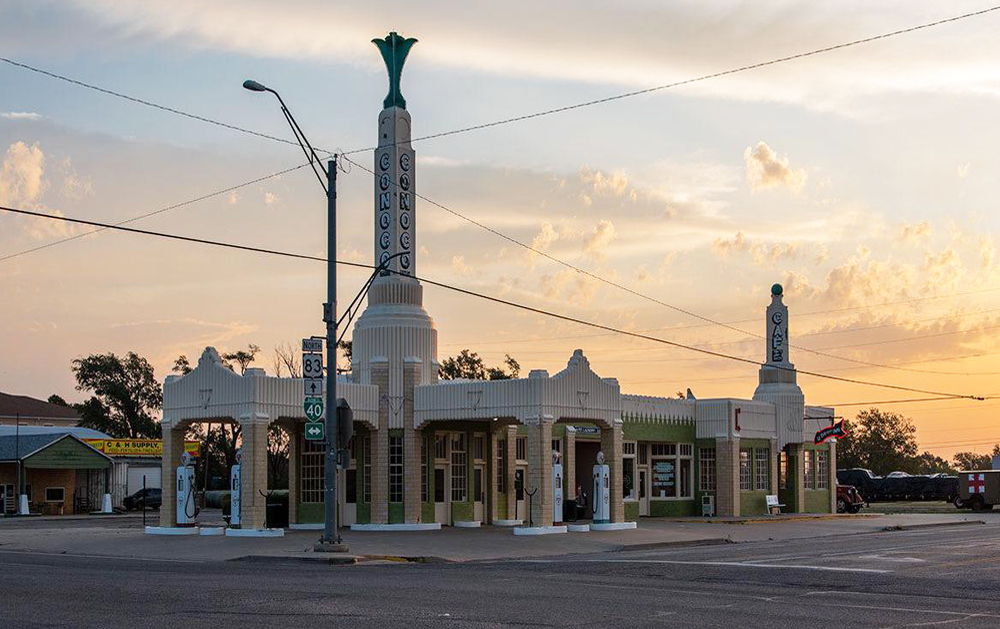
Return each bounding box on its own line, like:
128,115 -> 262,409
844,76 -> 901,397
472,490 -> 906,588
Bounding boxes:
243,79 -> 347,552
318,157 -> 346,551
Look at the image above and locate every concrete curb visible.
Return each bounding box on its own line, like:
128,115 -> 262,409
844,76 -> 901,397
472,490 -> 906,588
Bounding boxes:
591,522 -> 638,531
617,537 -> 733,552
494,519 -> 523,527
566,524 -> 591,532
225,528 -> 285,538
144,526 -> 199,536
453,521 -> 481,528
513,525 -> 568,536
350,523 -> 441,532
653,514 -> 878,525
288,523 -> 324,531
881,520 -> 986,532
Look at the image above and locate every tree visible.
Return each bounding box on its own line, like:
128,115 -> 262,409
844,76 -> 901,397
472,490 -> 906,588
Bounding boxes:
338,339 -> 352,373
911,451 -> 955,475
71,352 -> 162,438
439,349 -> 520,381
47,394 -> 69,406
268,425 -> 290,488
222,344 -> 260,375
272,342 -> 301,378
836,408 -> 918,475
954,445 -> 1000,471
172,355 -> 192,375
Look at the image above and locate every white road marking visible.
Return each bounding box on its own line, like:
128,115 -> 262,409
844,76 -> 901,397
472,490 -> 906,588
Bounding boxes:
855,555 -> 926,563
800,596 -> 1000,620
524,558 -> 891,574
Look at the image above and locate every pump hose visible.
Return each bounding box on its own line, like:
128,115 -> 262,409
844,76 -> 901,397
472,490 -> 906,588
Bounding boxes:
184,470 -> 196,519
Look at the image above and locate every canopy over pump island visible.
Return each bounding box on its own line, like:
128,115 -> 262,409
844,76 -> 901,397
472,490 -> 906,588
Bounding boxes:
154,34 -> 837,536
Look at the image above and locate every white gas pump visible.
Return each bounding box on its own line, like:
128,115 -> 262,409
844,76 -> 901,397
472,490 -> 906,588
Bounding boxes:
176,452 -> 197,526
229,450 -> 242,527
552,451 -> 564,524
592,451 -> 610,524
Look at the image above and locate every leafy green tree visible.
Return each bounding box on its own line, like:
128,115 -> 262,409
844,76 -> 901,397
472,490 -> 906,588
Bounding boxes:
953,445 -> 1000,471
47,394 -> 69,406
837,408 -> 918,475
911,451 -> 955,475
439,349 -> 520,381
172,355 -> 192,375
71,352 -> 162,438
222,344 -> 260,375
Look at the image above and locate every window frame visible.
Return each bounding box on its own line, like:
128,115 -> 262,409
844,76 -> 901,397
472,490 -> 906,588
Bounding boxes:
754,448 -> 770,491
44,486 -> 65,503
699,447 -> 716,492
739,448 -> 752,492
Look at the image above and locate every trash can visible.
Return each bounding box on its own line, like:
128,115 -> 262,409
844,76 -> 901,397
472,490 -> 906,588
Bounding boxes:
563,499 -> 577,522
266,501 -> 288,529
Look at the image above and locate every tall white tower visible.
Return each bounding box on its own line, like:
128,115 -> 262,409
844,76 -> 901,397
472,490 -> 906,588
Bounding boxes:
753,283 -> 804,447
352,33 -> 438,524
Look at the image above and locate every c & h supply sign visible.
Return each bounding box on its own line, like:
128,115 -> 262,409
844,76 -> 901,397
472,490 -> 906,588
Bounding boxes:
84,439 -> 200,457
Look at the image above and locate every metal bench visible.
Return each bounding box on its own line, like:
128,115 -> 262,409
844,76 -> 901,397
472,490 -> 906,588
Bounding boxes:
765,494 -> 785,515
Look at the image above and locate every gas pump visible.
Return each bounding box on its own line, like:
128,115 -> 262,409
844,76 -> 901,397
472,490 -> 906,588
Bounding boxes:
592,451 -> 610,523
229,450 -> 242,527
176,452 -> 197,526
552,451 -> 564,524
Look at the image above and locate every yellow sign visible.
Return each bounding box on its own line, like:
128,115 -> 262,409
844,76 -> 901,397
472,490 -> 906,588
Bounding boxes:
83,439 -> 200,457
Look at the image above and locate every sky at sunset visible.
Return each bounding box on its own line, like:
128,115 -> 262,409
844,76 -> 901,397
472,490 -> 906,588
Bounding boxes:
2,1 -> 1000,460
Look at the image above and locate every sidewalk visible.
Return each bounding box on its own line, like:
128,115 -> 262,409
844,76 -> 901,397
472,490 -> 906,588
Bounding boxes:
0,512 -> 993,564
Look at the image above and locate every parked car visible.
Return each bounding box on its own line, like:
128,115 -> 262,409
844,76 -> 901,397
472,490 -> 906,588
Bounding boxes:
837,468 -> 958,502
836,484 -> 865,513
123,488 -> 162,511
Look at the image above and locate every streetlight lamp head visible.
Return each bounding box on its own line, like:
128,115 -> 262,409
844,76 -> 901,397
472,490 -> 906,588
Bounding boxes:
242,79 -> 268,92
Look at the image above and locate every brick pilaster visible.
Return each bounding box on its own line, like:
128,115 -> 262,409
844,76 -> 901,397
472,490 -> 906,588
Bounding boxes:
769,438 -> 779,496
488,428 -> 499,523
240,419 -> 269,529
403,363 -> 422,523
159,422 -> 185,527
788,443 -> 806,513
526,418 -> 554,527
564,429 -> 576,500
505,425 -> 517,520
601,420 -> 625,523
371,364 -> 389,524
715,437 -> 740,517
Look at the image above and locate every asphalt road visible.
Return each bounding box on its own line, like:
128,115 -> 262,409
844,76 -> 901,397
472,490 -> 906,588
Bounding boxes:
3,522 -> 1000,628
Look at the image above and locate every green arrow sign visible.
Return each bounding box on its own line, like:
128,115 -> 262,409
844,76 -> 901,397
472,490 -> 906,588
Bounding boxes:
305,421 -> 325,441
304,397 -> 324,421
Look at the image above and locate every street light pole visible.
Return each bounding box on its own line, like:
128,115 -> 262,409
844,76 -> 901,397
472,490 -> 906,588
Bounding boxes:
321,156 -> 343,550
243,79 -> 346,551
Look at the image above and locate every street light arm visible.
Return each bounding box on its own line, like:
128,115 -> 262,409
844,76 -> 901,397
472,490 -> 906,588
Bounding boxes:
244,79 -> 329,194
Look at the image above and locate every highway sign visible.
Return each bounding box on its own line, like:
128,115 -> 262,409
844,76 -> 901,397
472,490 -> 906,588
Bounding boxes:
304,377 -> 323,397
303,353 -> 323,378
304,397 -> 324,421
302,338 -> 323,353
305,421 -> 325,441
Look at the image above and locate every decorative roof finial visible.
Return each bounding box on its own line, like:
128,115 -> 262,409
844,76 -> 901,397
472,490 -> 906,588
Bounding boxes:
372,32 -> 418,110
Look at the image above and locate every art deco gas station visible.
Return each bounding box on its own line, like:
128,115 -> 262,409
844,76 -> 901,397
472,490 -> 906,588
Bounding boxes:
150,33 -> 838,537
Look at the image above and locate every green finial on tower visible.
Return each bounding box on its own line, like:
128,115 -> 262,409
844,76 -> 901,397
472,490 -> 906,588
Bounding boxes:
372,32 -> 417,110
771,283 -> 783,296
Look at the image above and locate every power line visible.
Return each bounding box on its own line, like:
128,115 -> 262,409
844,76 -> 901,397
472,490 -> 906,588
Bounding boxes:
340,5 -> 1000,153
343,154 -> 1000,377
0,204 -> 989,402
6,10 -> 1000,375
0,163 -> 310,263
7,7 -> 997,158
0,57 -> 301,149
